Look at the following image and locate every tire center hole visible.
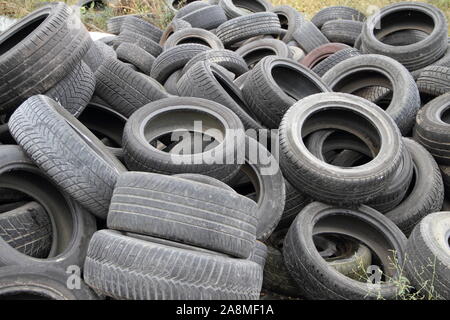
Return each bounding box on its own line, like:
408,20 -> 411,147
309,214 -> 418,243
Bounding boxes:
143,109 -> 226,155
373,9 -> 434,44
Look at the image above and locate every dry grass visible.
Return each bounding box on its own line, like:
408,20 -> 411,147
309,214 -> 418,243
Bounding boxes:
0,0 -> 448,31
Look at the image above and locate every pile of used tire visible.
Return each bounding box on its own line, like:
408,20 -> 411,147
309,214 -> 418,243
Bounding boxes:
0,0 -> 448,300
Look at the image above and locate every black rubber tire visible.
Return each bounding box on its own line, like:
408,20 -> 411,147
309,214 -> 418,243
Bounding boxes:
83,40 -> 117,73
416,66 -> 450,99
0,201 -> 51,258
0,265 -> 99,300
360,2 -> 448,71
95,58 -> 169,117
8,95 -> 126,219
405,212 -> 450,300
182,49 -> 249,76
248,241 -> 267,268
122,97 -> 245,181
108,172 -> 257,258
219,0 -> 272,19
163,28 -> 224,50
279,93 -> 403,206
45,61 -> 95,117
322,54 -> 420,135
311,6 -> 366,29
159,19 -> 192,46
271,5 -> 305,43
174,1 -> 211,19
236,38 -> 292,69
177,61 -> 262,131
216,12 -> 282,48
227,136 -> 285,240
312,47 -> 361,77
414,93 -> 450,165
385,138 -> 444,236
114,30 -> 162,57
163,69 -> 182,95
116,42 -> 155,75
321,20 -> 363,46
284,202 -> 407,300
0,3 -> 92,114
242,56 -> 330,129
150,43 -> 210,83
0,145 -> 96,269
84,230 -> 262,300
291,20 -> 329,54
77,102 -> 127,157
181,5 -> 228,30
120,15 -> 163,43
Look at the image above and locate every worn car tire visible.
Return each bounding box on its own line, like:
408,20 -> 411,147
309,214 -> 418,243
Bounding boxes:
108,172 -> 257,257
0,3 -> 92,114
8,95 -> 126,218
84,230 -> 262,299
283,202 -> 407,300
122,97 -> 245,181
150,43 -> 210,83
360,2 -> 448,71
242,56 -> 330,129
279,93 -> 403,205
95,58 -> 168,117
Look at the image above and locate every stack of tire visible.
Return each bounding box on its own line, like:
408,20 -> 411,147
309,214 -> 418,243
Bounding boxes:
0,0 -> 448,300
